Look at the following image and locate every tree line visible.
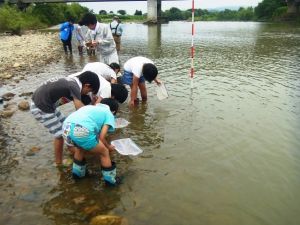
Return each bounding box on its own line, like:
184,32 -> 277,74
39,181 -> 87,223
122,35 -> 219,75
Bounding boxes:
162,0 -> 298,22
0,0 -> 298,34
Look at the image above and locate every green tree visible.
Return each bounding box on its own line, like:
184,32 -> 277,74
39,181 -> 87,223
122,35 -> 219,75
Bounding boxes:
163,7 -> 184,20
217,9 -> 238,21
63,3 -> 89,22
99,10 -> 107,15
254,0 -> 286,20
66,3 -> 90,22
273,6 -> 288,18
0,3 -> 45,34
134,10 -> 142,16
237,7 -> 254,21
0,4 -> 24,33
32,3 -> 66,25
117,10 -> 126,15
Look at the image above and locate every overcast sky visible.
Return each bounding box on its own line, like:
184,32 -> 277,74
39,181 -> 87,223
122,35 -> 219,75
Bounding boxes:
80,0 -> 263,15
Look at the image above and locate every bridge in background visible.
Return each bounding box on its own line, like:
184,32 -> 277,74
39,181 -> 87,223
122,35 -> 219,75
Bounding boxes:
286,0 -> 300,14
1,0 -> 174,22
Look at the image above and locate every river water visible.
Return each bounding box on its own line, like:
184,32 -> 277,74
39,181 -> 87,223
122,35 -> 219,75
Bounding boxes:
0,21 -> 300,225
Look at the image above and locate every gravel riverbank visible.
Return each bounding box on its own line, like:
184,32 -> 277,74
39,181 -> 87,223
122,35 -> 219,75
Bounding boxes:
0,32 -> 61,83
0,31 -> 62,117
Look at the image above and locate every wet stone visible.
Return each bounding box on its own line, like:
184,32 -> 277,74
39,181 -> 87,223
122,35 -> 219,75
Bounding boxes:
4,101 -> 17,109
0,109 -> 16,118
18,100 -> 30,111
1,92 -> 15,101
90,215 -> 127,225
19,92 -> 33,97
83,205 -> 101,216
26,151 -> 36,156
26,146 -> 41,156
73,196 -> 86,205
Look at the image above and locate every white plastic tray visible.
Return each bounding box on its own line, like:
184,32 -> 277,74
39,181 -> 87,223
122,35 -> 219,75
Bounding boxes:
111,138 -> 143,156
156,83 -> 169,100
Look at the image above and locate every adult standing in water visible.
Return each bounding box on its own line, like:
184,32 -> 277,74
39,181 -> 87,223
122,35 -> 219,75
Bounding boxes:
60,18 -> 74,54
80,13 -> 119,64
110,16 -> 123,53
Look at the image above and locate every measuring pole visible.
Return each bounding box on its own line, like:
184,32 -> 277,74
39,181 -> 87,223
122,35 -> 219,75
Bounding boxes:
190,0 -> 195,88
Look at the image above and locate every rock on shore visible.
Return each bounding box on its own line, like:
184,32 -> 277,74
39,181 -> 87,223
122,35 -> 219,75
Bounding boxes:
0,32 -> 61,81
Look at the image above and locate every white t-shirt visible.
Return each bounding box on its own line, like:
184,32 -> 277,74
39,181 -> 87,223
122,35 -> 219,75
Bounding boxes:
83,62 -> 117,81
68,70 -> 111,99
75,25 -> 84,41
123,56 -> 154,78
110,20 -> 123,36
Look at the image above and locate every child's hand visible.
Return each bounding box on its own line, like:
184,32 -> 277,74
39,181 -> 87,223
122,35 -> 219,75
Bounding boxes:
155,78 -> 161,85
92,40 -> 98,47
129,98 -> 139,108
108,144 -> 115,152
129,100 -> 135,108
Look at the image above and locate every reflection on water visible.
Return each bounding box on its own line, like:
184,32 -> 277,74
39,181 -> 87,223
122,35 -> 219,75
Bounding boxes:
1,21 -> 300,225
148,24 -> 162,58
0,120 -> 18,179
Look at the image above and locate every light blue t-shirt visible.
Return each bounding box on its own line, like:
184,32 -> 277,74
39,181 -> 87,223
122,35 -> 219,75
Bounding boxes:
64,104 -> 115,134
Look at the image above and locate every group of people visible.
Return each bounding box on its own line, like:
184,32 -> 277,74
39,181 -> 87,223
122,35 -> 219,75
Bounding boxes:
59,13 -> 123,62
32,12 -> 162,186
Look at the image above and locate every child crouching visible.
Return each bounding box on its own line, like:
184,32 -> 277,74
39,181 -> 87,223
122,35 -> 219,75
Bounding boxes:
62,98 -> 120,186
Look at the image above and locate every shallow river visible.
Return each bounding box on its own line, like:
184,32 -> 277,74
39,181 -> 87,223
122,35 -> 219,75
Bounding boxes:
1,21 -> 300,225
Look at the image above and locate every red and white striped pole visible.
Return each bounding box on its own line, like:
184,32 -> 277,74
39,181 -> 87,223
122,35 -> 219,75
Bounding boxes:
190,0 -> 195,88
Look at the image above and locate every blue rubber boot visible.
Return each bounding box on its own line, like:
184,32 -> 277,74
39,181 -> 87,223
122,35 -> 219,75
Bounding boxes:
101,162 -> 121,186
72,159 -> 87,179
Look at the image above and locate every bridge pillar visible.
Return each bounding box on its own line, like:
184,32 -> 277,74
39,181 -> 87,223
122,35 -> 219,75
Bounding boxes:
147,0 -> 161,23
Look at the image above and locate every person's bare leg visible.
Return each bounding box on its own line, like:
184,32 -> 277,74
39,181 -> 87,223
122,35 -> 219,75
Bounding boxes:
139,82 -> 147,102
54,137 -> 64,165
89,142 -> 112,168
67,146 -> 75,156
74,148 -> 84,161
